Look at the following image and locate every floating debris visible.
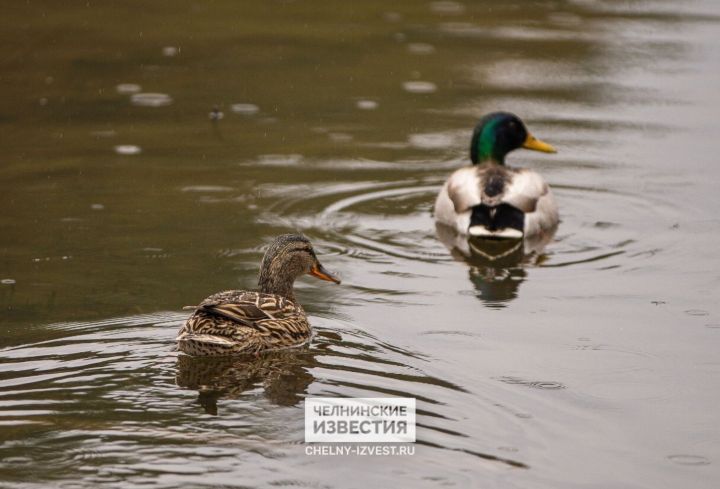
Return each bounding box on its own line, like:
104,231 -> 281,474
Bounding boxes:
402,81 -> 437,93
116,83 -> 142,94
130,92 -> 173,107
114,145 -> 142,155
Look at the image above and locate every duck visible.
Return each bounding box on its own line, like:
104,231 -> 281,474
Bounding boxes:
434,112 -> 559,243
177,234 -> 341,356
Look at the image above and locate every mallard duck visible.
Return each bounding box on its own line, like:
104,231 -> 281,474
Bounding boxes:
177,234 -> 340,356
434,112 -> 559,241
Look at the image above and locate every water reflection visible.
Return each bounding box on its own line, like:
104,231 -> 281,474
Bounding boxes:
176,349 -> 316,414
435,222 -> 555,305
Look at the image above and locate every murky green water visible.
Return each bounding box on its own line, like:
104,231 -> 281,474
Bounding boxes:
2,1 -> 720,487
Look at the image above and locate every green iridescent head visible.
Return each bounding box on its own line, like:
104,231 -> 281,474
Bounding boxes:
469,112 -> 556,165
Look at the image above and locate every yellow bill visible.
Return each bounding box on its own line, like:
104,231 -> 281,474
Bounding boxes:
522,133 -> 557,153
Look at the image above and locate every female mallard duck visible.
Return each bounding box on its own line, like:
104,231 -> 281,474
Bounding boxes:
177,234 -> 340,356
434,112 -> 559,242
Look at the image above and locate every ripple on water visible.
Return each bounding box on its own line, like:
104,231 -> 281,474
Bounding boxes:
667,454 -> 711,466
430,1 -> 466,15
180,185 -> 234,193
497,377 -> 567,390
130,93 -> 173,107
685,309 -> 709,316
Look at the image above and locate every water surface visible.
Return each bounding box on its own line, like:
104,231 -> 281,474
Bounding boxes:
1,1 -> 720,488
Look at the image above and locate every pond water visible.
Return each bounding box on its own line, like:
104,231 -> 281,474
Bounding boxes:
1,1 -> 719,487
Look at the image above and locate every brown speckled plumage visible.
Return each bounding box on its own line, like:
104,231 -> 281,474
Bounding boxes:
177,234 -> 340,356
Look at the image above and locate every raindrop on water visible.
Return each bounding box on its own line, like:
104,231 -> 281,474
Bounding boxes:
162,46 -> 179,57
114,145 -> 142,155
356,100 -> 378,110
430,1 -> 466,14
130,93 -> 173,107
402,81 -> 437,94
116,83 -> 141,94
231,103 -> 260,115
407,43 -> 436,55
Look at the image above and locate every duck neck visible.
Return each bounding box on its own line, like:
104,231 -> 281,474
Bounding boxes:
471,120 -> 507,165
258,264 -> 297,301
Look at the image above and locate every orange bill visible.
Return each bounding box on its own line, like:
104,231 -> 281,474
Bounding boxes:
310,263 -> 341,284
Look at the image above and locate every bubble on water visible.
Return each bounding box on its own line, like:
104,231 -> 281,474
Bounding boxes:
114,145 -> 141,155
430,1 -> 466,14
407,43 -> 436,55
90,204 -> 105,211
209,108 -> 224,121
667,455 -> 710,466
130,93 -> 173,107
1,279 -> 16,285
116,83 -> 141,94
231,103 -> 260,115
356,100 -> 378,110
685,309 -> 709,316
402,81 -> 437,94
162,46 -> 179,57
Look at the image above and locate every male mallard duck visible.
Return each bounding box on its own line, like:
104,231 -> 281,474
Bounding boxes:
177,234 -> 340,356
434,112 -> 558,241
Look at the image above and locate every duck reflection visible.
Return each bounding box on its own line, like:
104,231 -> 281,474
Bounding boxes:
436,223 -> 554,306
176,348 -> 317,414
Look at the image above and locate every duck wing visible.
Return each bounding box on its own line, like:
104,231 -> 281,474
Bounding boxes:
499,168 -> 550,213
193,290 -> 295,326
